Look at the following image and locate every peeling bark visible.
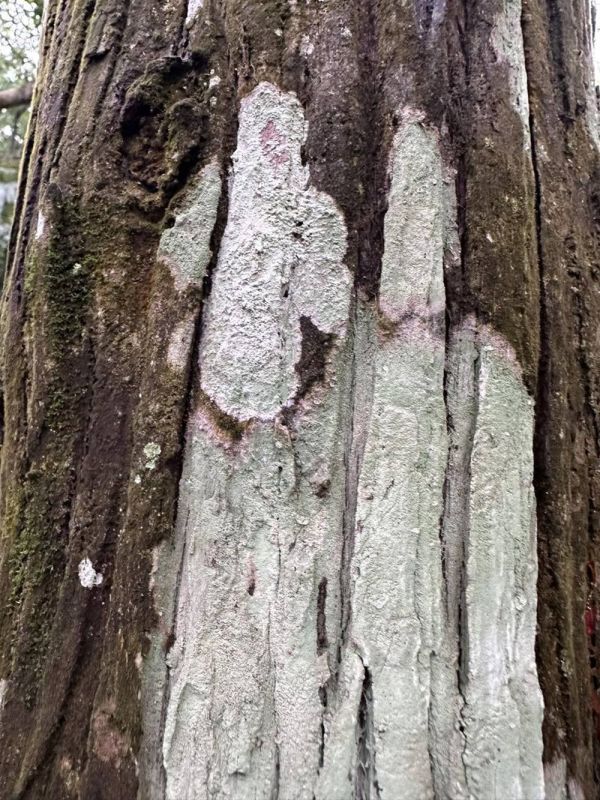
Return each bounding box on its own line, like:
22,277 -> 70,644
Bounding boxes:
0,0 -> 598,798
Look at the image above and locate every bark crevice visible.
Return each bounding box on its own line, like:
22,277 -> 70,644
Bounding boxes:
354,662 -> 381,800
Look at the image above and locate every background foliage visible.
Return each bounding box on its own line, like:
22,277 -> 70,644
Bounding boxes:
0,0 -> 42,171
0,0 -> 42,273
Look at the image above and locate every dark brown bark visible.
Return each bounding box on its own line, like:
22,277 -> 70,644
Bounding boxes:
0,0 -> 597,797
523,2 -> 600,792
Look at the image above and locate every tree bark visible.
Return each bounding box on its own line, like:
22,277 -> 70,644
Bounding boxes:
0,1 -> 598,798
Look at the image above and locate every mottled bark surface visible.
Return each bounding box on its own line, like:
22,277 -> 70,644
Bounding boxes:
0,0 -> 597,798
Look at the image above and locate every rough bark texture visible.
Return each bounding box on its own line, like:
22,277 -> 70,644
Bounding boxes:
0,0 -> 597,798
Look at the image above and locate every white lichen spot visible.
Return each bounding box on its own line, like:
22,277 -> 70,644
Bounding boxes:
167,314 -> 196,370
134,474 -> 141,485
149,544 -> 161,594
185,0 -> 203,25
0,678 -> 7,711
587,0 -> 600,146
348,319 -> 447,798
135,652 -> 144,671
208,74 -> 221,90
459,328 -> 544,799
72,262 -> 82,274
300,34 -> 314,57
379,117 -> 447,321
78,558 -> 104,589
143,442 -> 161,470
199,82 -> 351,421
158,160 -> 221,292
35,210 -> 46,240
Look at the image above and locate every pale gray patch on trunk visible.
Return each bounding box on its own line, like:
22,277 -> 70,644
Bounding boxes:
429,324 -> 476,800
158,160 -> 222,292
186,0 -> 203,26
199,83 -> 351,422
319,119 -> 543,800
161,394 -> 351,799
313,301 -> 378,800
586,0 -> 600,145
318,120 -> 451,800
452,325 -> 544,800
144,81 -> 354,800
137,159 -> 223,798
143,100 -> 544,800
490,0 -> 531,146
378,115 -> 446,320
348,322 -> 447,798
438,323 -> 544,800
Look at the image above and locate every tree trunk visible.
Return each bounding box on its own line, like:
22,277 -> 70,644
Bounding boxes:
0,0 -> 598,798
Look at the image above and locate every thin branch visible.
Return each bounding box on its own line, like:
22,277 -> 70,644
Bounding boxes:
0,83 -> 34,109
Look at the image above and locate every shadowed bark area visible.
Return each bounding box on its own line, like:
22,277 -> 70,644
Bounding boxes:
0,0 -> 596,798
522,1 -> 600,793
